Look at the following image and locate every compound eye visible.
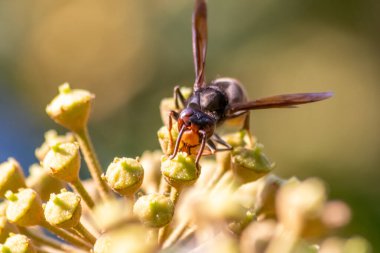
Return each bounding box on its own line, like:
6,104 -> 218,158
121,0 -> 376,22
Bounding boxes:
180,108 -> 193,126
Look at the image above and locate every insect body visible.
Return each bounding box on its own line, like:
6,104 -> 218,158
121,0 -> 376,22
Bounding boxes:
168,0 -> 332,166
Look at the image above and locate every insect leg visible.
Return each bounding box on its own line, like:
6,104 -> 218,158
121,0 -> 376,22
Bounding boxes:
173,85 -> 186,109
169,125 -> 186,160
242,113 -> 255,147
211,134 -> 233,151
225,110 -> 255,147
168,110 -> 179,151
195,130 -> 207,165
206,139 -> 217,153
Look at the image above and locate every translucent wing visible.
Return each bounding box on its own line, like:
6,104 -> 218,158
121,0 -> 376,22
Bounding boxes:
229,92 -> 333,113
192,0 -> 207,90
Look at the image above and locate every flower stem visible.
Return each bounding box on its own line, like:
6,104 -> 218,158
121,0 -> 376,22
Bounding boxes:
205,152 -> 231,191
40,220 -> 92,250
74,127 -> 110,201
74,222 -> 97,244
70,178 -> 95,209
158,187 -> 182,247
148,228 -> 159,244
162,221 -> 189,248
159,176 -> 171,195
19,227 -> 84,252
170,187 -> 181,206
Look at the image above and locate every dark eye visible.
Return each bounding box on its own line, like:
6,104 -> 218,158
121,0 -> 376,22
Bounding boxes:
180,108 -> 194,126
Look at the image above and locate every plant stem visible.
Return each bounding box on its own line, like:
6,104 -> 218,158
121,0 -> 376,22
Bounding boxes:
170,187 -> 181,206
75,127 -> 110,201
40,220 -> 92,250
70,178 -> 95,209
159,176 -> 171,195
158,187 -> 182,246
162,221 -> 189,248
74,222 -> 97,244
148,228 -> 159,245
205,152 -> 231,191
19,227 -> 82,252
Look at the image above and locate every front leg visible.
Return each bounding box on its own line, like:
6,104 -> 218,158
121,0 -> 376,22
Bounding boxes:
168,110 -> 179,152
195,130 -> 207,166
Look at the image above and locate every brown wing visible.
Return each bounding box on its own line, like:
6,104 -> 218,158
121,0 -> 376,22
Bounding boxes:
192,0 -> 207,90
229,92 -> 333,113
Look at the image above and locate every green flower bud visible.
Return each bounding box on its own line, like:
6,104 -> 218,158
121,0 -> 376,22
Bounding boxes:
3,233 -> 36,253
222,130 -> 248,148
5,189 -> 43,227
161,152 -> 199,188
0,158 -> 26,198
44,189 -> 82,229
159,98 -> 176,127
46,83 -> 94,132
42,142 -> 80,183
26,164 -> 65,202
157,124 -> 179,155
159,86 -> 192,126
231,145 -> 273,184
35,130 -> 75,161
133,193 -> 174,228
103,157 -> 144,196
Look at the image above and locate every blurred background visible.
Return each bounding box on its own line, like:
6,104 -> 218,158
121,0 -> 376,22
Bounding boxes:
0,0 -> 379,250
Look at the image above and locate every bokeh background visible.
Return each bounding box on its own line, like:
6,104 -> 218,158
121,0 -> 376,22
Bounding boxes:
0,0 -> 379,250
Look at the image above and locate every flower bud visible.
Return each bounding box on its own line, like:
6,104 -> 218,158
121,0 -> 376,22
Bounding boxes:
103,157 -> 144,196
133,193 -> 174,228
94,224 -> 156,253
240,220 -> 276,253
26,164 -> 65,202
44,189 -> 82,229
161,152 -> 199,188
46,83 -> 94,132
159,86 -> 192,126
276,178 -> 326,233
0,158 -> 26,198
157,124 -> 179,155
320,236 -> 372,253
231,145 -> 273,184
92,199 -> 133,231
5,189 -> 43,226
192,189 -> 246,224
254,175 -> 284,217
0,203 -> 18,243
2,233 -> 36,253
42,142 -> 80,183
343,237 -> 372,253
35,130 -> 75,161
301,200 -> 351,239
222,130 -> 248,148
140,150 -> 163,193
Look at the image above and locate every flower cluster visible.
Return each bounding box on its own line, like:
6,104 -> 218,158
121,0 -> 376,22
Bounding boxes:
0,84 -> 371,253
